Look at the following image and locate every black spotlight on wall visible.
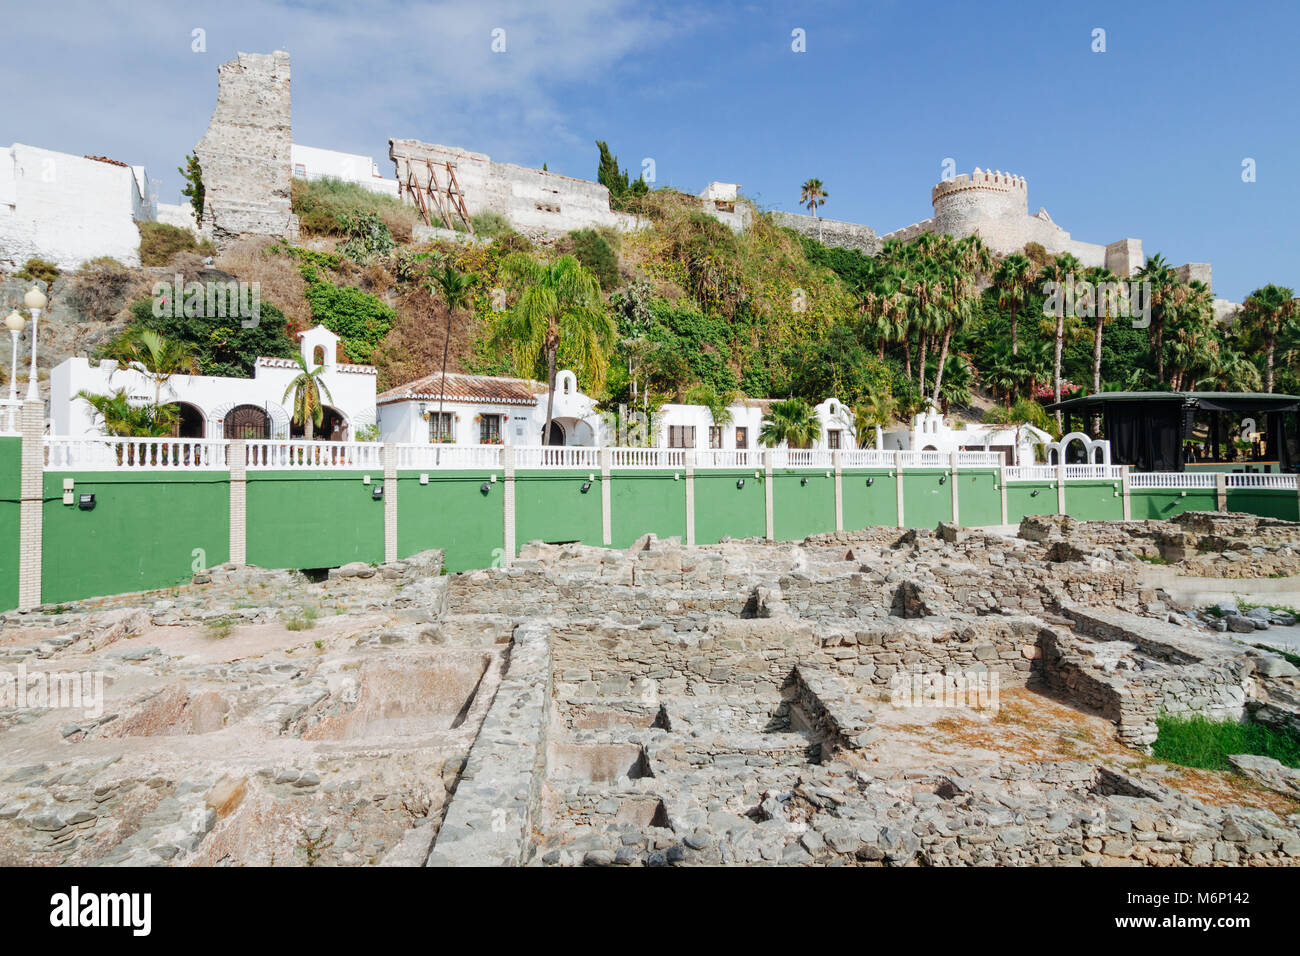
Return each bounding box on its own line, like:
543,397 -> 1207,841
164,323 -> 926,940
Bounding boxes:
580,481 -> 592,493
800,477 -> 808,486
939,475 -> 947,485
77,493 -> 96,511
372,485 -> 384,500
1031,489 -> 1040,497
865,477 -> 874,486
480,482 -> 491,495
736,478 -> 745,489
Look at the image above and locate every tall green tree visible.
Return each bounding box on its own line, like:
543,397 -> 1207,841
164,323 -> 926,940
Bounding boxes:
800,179 -> 828,218
1039,252 -> 1081,427
1239,283 -> 1298,393
429,264 -> 474,441
103,328 -> 196,405
993,253 -> 1036,356
282,352 -> 335,440
759,397 -> 818,449
490,253 -> 615,445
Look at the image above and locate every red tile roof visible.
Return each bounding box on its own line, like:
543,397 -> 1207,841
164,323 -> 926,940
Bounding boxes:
377,371 -> 546,406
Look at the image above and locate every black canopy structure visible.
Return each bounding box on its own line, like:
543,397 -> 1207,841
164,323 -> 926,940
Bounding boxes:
1044,392 -> 1300,473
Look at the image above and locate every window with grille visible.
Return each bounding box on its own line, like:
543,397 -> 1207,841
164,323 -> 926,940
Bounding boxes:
709,426 -> 723,449
735,427 -> 748,449
827,429 -> 842,449
428,411 -> 454,442
479,414 -> 501,443
668,425 -> 696,449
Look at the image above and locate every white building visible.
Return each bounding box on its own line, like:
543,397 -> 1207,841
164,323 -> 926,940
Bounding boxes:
651,396 -> 857,450
377,369 -> 605,446
50,325 -> 377,440
291,144 -> 399,197
880,404 -> 1050,465
0,144 -> 162,271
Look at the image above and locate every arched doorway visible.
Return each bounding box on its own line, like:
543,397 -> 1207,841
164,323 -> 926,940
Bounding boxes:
543,420 -> 566,445
164,402 -> 206,438
225,404 -> 271,440
290,405 -> 347,441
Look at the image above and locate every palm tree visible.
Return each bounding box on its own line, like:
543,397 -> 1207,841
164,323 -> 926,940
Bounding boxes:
1239,284 -> 1298,393
490,253 -> 615,444
429,264 -> 474,445
76,388 -> 178,437
282,352 -> 335,440
759,397 -> 819,449
800,179 -> 828,218
852,389 -> 897,448
103,329 -> 196,406
1135,253 -> 1177,383
993,253 -> 1036,356
931,235 -> 991,404
1083,266 -> 1119,395
1039,253 -> 1081,429
684,383 -> 735,429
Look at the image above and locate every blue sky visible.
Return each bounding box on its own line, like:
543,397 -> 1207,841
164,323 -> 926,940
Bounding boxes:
3,0 -> 1296,300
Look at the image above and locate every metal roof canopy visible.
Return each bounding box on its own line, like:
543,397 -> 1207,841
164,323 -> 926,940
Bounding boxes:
1046,391 -> 1300,413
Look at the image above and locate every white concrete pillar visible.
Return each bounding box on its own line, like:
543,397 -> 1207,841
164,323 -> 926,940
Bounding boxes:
17,400 -> 43,610
502,445 -> 516,565
228,440 -> 247,566
383,443 -> 398,563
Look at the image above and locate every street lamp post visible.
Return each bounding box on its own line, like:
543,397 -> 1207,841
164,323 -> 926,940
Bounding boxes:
4,309 -> 24,402
22,286 -> 47,403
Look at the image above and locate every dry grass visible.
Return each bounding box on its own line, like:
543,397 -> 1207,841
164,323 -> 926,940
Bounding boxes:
213,238 -> 309,328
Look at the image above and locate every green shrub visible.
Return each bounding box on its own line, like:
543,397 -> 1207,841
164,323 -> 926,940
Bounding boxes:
1152,715 -> 1300,771
299,264 -> 396,363
471,211 -> 511,237
68,257 -> 133,320
563,228 -> 619,290
119,296 -> 295,378
291,176 -> 416,239
338,211 -> 395,263
16,257 -> 60,286
178,152 -> 204,220
137,222 -> 214,266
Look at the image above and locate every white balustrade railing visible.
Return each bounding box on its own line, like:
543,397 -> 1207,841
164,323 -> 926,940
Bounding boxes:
1003,465 -> 1058,482
774,449 -> 833,468
608,447 -> 684,469
1226,472 -> 1298,490
693,449 -> 761,469
1064,464 -> 1125,480
956,451 -> 1004,467
395,443 -> 504,469
903,450 -> 949,468
44,437 -> 229,470
514,445 -> 601,469
838,449 -> 895,468
245,440 -> 381,470
1128,472 -> 1216,489
0,400 -> 21,436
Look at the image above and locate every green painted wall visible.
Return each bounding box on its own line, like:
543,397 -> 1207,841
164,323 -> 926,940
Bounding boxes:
247,471 -> 383,569
41,470 -> 230,604
693,471 -> 766,543
902,470 -> 953,528
0,437 -> 20,612
1066,480 -> 1125,522
610,471 -> 687,548
841,470 -> 898,530
1131,489 -> 1217,520
397,470 -> 504,572
514,470 -> 604,550
1007,482 -> 1059,523
957,469 -> 1003,527
772,470 -> 836,541
1226,490 -> 1300,522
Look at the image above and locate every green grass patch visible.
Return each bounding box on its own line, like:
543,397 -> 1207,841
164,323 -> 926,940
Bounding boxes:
283,606 -> 319,632
291,176 -> 416,239
203,617 -> 238,640
1152,715 -> 1300,771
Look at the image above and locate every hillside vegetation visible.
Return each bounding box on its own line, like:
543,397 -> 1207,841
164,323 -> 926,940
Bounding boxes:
57,156 -> 1300,440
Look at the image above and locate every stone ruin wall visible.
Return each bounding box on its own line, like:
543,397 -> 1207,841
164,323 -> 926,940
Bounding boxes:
770,211 -> 881,254
388,139 -> 643,243
194,51 -> 298,249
